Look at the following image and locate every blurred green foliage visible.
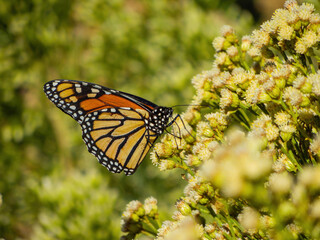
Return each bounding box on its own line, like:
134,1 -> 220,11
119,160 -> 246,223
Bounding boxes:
0,0 -> 254,239
30,171 -> 120,239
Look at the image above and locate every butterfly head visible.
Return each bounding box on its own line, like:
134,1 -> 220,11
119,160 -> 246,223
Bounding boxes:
147,107 -> 173,134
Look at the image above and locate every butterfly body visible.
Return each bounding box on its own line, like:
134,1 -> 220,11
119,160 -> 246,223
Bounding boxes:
44,79 -> 173,175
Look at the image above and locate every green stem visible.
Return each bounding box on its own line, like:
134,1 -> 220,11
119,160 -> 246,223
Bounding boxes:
293,58 -> 308,75
220,213 -> 237,239
178,158 -> 195,176
240,57 -> 250,71
272,99 -> 289,112
232,111 -> 249,129
307,54 -> 317,74
207,205 -> 217,217
280,142 -> 302,171
141,229 -> 157,237
144,217 -> 159,235
238,108 -> 251,127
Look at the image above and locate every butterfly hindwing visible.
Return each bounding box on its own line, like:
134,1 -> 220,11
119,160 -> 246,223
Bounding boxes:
81,108 -> 158,175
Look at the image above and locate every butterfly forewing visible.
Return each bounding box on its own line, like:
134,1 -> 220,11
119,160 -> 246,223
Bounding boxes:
44,80 -> 156,122
43,79 -> 173,175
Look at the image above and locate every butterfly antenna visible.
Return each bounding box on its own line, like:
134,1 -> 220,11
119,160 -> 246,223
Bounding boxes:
171,104 -> 211,108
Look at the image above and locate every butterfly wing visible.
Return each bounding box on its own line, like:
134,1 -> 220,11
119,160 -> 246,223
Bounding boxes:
82,108 -> 158,175
43,79 -> 157,123
43,79 -> 160,175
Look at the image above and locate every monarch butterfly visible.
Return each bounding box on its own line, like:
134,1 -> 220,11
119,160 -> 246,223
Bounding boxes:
43,79 -> 175,175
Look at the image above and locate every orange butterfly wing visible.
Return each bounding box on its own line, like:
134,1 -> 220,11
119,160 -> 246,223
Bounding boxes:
82,108 -> 158,175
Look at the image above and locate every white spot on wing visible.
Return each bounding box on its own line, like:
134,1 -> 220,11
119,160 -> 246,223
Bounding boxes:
91,88 -> 99,93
